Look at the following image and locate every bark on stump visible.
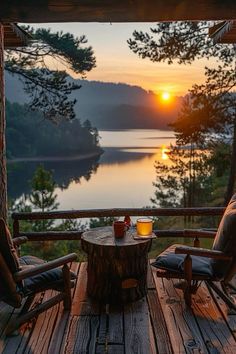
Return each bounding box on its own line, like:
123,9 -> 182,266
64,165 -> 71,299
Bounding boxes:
81,226 -> 152,304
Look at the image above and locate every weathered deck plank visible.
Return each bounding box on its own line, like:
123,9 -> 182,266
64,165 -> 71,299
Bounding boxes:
153,275 -> 209,353
124,298 -> 151,354
148,317 -> 158,354
71,261 -> 100,316
63,315 -> 99,354
207,283 -> 236,333
48,262 -> 80,354
147,289 -> 172,354
2,292 -> 44,354
24,290 -> 64,354
0,303 -> 15,352
97,311 -> 107,345
147,262 -> 156,290
107,345 -> 125,353
108,304 -> 124,345
1,261 -> 236,354
192,282 -> 236,353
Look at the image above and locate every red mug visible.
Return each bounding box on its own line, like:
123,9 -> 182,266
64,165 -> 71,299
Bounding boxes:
113,221 -> 126,238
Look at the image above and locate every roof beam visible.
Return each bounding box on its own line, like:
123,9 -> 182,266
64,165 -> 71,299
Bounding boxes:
3,23 -> 30,48
1,0 -> 236,23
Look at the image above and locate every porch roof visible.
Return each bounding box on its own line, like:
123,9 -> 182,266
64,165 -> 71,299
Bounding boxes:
1,0 -> 236,23
209,20 -> 236,44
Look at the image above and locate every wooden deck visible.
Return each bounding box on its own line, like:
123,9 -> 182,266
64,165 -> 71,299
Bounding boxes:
1,261 -> 236,354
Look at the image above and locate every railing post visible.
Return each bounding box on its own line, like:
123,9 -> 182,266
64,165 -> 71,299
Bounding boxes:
13,218 -> 20,239
193,236 -> 200,248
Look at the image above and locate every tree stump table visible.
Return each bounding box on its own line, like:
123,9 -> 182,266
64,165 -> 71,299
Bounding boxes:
81,226 -> 152,304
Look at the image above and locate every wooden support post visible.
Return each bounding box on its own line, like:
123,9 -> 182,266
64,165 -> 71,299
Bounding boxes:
62,264 -> 72,310
0,23 -> 7,222
13,218 -> 20,238
184,254 -> 192,306
13,218 -> 21,255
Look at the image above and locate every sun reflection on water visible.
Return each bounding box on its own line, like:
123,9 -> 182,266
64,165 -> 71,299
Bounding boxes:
161,146 -> 170,160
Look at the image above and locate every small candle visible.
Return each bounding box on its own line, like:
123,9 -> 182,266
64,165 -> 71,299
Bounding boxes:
136,218 -> 153,236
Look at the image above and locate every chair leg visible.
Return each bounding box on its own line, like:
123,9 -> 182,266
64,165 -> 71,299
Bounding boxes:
5,293 -> 65,336
62,264 -> 72,310
5,294 -> 35,336
174,280 -> 200,294
184,255 -> 192,306
207,281 -> 236,312
226,282 -> 236,293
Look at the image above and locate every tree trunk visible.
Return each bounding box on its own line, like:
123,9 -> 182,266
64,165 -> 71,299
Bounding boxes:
224,120 -> 236,206
0,24 -> 7,221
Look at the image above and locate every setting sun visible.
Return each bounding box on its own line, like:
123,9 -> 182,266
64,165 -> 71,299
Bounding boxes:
161,91 -> 171,101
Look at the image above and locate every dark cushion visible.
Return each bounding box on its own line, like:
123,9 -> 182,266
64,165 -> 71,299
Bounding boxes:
19,255 -> 45,266
211,194 -> 236,278
151,244 -> 213,278
0,218 -> 20,273
21,260 -> 77,294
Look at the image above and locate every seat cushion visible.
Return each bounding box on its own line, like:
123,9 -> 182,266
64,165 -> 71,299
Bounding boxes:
19,255 -> 45,266
0,218 -> 20,273
151,244 -> 213,278
20,256 -> 77,294
23,268 -> 67,294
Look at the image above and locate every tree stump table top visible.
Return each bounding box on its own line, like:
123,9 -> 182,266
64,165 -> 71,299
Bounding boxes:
81,226 -> 152,304
82,226 -> 151,248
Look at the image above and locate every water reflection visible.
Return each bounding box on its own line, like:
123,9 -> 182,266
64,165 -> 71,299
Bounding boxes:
55,148 -> 159,210
8,129 -> 176,209
100,147 -> 157,165
161,146 -> 170,160
7,155 -> 100,200
7,148 -> 158,206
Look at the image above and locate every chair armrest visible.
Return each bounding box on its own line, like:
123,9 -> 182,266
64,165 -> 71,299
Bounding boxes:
184,229 -> 216,238
12,236 -> 28,246
175,246 -> 232,260
14,253 -> 77,281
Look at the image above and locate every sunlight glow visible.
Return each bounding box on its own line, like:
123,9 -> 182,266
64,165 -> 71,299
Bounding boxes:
161,92 -> 171,101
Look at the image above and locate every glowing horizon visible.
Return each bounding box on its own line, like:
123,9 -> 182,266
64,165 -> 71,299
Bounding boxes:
33,22 -> 209,97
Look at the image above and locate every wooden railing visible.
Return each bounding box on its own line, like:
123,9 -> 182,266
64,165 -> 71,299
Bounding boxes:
11,207 -> 225,242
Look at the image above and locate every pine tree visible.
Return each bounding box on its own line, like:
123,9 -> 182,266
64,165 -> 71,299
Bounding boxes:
29,164 -> 59,231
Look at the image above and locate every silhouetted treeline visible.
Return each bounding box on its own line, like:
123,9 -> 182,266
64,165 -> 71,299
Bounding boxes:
6,101 -> 101,159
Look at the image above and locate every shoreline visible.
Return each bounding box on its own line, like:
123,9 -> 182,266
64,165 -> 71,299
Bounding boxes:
7,151 -> 103,163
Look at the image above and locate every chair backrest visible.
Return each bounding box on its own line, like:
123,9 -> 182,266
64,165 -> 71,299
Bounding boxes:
211,194 -> 236,279
0,252 -> 22,307
0,219 -> 22,307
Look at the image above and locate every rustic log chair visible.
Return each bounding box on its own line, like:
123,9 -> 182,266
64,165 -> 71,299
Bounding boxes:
0,218 -> 77,335
152,194 -> 236,308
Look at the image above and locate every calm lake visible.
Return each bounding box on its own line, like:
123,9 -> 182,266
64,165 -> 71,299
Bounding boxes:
8,129 -> 175,210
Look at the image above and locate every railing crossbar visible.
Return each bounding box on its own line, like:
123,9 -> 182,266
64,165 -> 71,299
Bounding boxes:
12,207 -> 223,241
12,207 -> 225,221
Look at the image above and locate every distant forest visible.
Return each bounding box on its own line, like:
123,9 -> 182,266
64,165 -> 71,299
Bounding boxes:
6,101 -> 102,159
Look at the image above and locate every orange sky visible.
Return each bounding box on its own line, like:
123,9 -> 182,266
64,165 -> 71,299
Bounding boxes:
33,22 -> 213,96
